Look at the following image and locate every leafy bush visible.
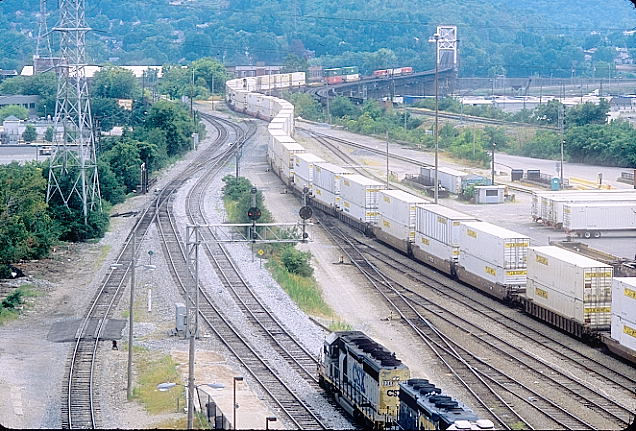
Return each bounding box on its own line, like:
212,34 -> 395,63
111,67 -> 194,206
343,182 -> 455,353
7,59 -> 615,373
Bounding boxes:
280,247 -> 314,277
1,290 -> 23,309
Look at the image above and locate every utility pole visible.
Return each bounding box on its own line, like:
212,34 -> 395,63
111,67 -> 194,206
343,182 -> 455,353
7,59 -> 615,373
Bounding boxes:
386,130 -> 390,188
47,0 -> 102,224
431,31 -> 440,204
185,227 -> 201,430
127,234 -> 136,399
491,143 -> 496,186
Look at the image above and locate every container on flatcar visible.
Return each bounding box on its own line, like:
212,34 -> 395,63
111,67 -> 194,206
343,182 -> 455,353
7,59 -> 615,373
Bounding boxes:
401,67 -> 414,74
313,162 -> 352,209
413,204 -> 478,274
326,75 -> 344,85
344,74 -> 361,82
377,189 -> 428,242
526,246 -> 612,330
340,174 -> 387,223
457,222 -> 529,299
290,72 -> 306,87
342,66 -> 359,75
293,153 -> 325,191
398,378 -> 493,431
459,222 -> 529,269
279,141 -> 306,181
611,278 -> 636,353
319,331 -> 409,429
323,68 -> 342,77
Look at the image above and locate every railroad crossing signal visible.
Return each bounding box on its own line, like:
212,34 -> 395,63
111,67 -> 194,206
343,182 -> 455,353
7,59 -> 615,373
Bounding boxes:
247,207 -> 261,221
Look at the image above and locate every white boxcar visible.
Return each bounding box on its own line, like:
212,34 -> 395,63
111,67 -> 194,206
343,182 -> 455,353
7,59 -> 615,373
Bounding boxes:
611,315 -> 636,352
526,246 -> 612,329
269,116 -> 291,135
293,153 -> 325,190
377,189 -> 428,227
612,277 -> 636,322
563,202 -> 636,236
459,221 -> 529,269
340,174 -> 387,223
313,162 -> 352,194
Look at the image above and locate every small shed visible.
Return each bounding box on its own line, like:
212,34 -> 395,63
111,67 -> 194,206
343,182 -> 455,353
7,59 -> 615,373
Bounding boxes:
474,185 -> 505,204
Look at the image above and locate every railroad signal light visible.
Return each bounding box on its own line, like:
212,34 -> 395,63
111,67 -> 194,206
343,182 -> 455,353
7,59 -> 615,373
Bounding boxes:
247,207 -> 261,221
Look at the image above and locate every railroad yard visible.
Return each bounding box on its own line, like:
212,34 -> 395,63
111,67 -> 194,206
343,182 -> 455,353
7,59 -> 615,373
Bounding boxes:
0,74 -> 634,431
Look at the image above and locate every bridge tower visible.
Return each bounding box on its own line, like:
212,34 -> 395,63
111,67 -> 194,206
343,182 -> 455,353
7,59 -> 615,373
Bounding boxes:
435,25 -> 458,71
46,0 -> 101,224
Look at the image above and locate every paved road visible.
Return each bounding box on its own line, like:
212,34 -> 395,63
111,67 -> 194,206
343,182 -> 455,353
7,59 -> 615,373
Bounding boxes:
0,145 -> 50,165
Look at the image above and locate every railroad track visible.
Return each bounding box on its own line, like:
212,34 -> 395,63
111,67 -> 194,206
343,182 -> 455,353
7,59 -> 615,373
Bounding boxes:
314,214 -> 634,430
406,107 -> 558,131
185,127 -> 320,385
156,112 -> 328,429
61,109 -> 254,429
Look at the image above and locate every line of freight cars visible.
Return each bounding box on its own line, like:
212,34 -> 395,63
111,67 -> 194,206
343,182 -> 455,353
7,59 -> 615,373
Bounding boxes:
308,66 -> 415,85
225,73 -> 636,364
530,189 -> 636,238
319,330 -> 495,430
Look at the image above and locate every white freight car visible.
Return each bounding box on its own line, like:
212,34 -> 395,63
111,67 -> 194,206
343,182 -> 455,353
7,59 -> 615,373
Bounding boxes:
312,162 -> 352,211
374,189 -> 428,253
526,246 -> 612,335
610,278 -> 636,356
293,153 -> 325,192
339,174 -> 387,224
457,221 -> 529,300
412,204 -> 479,275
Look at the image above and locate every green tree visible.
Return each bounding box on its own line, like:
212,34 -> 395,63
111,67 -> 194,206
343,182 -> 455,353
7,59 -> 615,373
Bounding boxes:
533,99 -> 563,125
566,99 -> 610,127
192,58 -> 230,94
144,100 -> 194,157
0,105 -> 28,121
97,159 -> 126,205
91,66 -> 138,99
330,96 -> 360,119
0,162 -> 59,273
520,130 -> 561,159
280,247 -> 314,277
281,54 -> 308,74
22,124 -> 37,143
288,93 -> 322,121
106,138 -> 143,192
91,97 -> 128,131
44,126 -> 54,142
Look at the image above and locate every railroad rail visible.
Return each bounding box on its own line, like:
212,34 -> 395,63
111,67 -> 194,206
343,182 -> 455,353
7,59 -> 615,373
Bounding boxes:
156,112 -> 327,429
314,215 -> 634,430
186,118 -> 320,386
60,113 -> 230,429
406,107 -> 558,131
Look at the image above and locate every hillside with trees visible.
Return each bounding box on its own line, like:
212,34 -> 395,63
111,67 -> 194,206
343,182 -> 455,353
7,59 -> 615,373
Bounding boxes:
0,0 -> 634,78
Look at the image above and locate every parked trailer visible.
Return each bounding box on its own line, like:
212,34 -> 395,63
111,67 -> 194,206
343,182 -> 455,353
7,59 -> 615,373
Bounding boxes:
563,202 -> 636,238
525,246 -> 612,337
530,190 -> 636,225
457,222 -> 529,300
412,204 -> 478,275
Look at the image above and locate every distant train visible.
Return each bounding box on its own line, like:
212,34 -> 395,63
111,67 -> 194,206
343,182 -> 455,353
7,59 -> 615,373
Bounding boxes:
318,331 -> 493,430
308,65 -> 414,85
225,72 -> 636,365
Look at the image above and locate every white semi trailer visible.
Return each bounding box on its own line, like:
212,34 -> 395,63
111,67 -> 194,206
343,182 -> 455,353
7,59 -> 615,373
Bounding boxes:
563,202 -> 636,238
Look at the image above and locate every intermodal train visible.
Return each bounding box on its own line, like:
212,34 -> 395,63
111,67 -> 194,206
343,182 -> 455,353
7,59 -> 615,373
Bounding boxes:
308,66 -> 414,85
318,331 -> 494,430
225,72 -> 636,365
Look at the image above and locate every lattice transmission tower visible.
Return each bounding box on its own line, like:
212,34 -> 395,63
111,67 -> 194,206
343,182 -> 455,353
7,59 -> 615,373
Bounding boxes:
35,0 -> 54,71
46,0 -> 101,224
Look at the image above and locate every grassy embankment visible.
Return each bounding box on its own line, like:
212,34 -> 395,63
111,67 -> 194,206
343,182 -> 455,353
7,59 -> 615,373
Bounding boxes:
223,179 -> 350,332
